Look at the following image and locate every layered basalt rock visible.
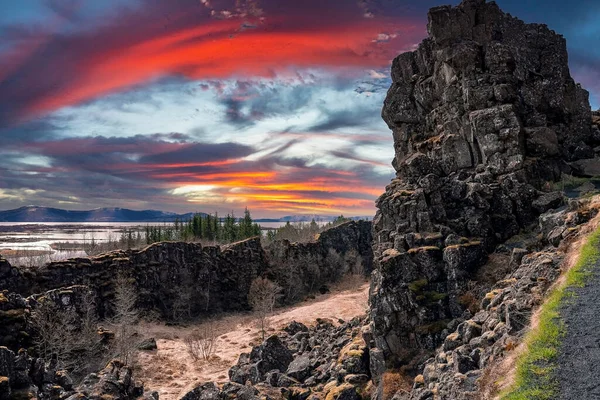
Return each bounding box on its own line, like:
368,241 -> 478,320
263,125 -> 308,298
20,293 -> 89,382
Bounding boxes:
1,221 -> 372,320
371,0 -> 599,374
405,199 -> 598,399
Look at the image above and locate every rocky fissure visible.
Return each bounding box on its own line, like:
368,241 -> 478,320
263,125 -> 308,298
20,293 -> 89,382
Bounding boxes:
1,220 -> 372,322
2,1 -> 600,400
0,221 -> 372,399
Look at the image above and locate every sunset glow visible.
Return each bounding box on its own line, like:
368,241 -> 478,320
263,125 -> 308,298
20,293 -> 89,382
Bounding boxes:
0,0 -> 597,217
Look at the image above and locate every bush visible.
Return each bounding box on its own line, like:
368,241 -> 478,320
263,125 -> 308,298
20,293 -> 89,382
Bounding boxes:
185,323 -> 217,362
248,277 -> 281,340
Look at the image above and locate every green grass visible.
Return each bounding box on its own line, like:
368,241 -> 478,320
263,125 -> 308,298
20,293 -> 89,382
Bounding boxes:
500,226 -> 600,400
548,175 -> 600,193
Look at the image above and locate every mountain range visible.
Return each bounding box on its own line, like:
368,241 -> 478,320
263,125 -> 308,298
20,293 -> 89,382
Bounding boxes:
0,206 -> 371,223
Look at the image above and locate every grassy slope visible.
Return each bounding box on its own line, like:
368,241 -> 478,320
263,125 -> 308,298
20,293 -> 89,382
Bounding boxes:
500,226 -> 600,399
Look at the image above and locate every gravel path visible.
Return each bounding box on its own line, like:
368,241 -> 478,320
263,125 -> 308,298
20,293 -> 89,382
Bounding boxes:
558,253 -> 600,399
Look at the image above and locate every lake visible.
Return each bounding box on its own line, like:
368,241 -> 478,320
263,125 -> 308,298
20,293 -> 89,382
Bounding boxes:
0,221 -> 293,266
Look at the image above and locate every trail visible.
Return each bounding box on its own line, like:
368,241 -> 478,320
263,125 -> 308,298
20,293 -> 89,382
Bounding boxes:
558,248 -> 600,399
136,283 -> 369,400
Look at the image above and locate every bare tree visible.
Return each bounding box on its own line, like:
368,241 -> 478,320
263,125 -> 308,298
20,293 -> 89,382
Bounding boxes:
345,249 -> 364,276
172,269 -> 194,322
30,289 -> 104,381
326,249 -> 347,281
184,322 -> 217,362
110,274 -> 140,366
248,277 -> 280,341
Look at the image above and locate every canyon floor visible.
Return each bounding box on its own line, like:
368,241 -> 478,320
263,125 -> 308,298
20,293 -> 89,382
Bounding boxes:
135,281 -> 369,400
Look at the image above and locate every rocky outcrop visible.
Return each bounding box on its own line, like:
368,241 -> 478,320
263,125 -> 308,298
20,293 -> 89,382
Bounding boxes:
0,291 -> 30,353
403,199 -> 597,399
575,110 -> 600,175
371,0 -> 599,382
1,221 -> 372,319
266,221 -> 373,302
184,317 -> 372,400
0,346 -> 151,400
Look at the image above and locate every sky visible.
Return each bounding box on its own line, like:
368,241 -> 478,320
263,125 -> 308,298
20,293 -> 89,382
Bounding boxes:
0,0 -> 598,218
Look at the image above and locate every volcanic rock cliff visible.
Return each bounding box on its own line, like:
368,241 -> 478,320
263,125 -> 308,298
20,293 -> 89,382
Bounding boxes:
1,220 -> 372,322
370,0 -> 600,381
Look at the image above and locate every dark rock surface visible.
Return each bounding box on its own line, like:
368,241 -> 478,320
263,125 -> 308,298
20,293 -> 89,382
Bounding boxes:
185,318 -> 371,400
0,345 -> 149,400
398,200 -> 597,399
0,291 -> 31,352
371,0 -> 600,380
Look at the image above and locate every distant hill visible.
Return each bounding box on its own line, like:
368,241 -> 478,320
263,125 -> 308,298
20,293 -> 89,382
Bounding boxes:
0,206 -> 198,223
0,206 -> 372,223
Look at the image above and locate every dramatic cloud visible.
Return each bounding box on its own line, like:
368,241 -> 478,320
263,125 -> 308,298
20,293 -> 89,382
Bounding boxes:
1,0 -> 597,217
0,133 -> 390,215
0,0 -> 423,126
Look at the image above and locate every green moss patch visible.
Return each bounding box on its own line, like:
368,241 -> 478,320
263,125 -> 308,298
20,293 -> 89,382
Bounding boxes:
408,279 -> 428,293
414,319 -> 451,335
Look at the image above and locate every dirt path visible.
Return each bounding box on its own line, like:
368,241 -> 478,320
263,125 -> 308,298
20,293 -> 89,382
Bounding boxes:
558,251 -> 600,399
136,283 -> 369,400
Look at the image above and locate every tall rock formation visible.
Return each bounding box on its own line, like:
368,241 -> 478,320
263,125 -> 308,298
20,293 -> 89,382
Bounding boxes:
370,0 -> 599,374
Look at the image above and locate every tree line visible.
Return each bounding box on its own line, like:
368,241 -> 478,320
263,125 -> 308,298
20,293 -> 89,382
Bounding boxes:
144,207 -> 262,245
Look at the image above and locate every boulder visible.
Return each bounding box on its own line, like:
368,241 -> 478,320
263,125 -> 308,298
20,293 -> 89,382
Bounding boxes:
137,338 -> 158,351
283,321 -> 309,336
76,359 -> 143,399
325,384 -> 360,400
229,336 -> 293,384
0,376 -> 10,400
286,355 -> 312,382
181,382 -> 221,400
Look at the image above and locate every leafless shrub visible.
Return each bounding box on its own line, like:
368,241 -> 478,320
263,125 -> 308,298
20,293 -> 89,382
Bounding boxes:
248,277 -> 281,341
345,249 -> 364,276
184,323 -> 217,362
110,273 -> 140,365
277,260 -> 303,303
326,248 -> 348,281
30,289 -> 104,380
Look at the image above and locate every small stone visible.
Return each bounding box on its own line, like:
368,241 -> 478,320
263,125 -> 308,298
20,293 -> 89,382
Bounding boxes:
137,338 -> 158,351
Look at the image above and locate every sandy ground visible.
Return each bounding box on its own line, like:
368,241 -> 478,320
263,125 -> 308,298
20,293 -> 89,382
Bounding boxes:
135,282 -> 369,400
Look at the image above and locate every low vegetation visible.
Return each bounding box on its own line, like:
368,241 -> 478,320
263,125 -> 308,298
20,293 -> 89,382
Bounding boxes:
546,174 -> 600,195
248,277 -> 281,341
184,322 -> 218,362
500,226 -> 600,399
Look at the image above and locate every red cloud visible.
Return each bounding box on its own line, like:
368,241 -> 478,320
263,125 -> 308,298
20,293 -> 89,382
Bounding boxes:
5,136 -> 389,215
0,0 -> 423,125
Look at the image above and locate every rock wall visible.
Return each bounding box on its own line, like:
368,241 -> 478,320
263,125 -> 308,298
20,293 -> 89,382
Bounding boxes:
266,220 -> 373,302
1,221 -> 372,320
371,0 -> 599,375
404,199 -> 598,399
